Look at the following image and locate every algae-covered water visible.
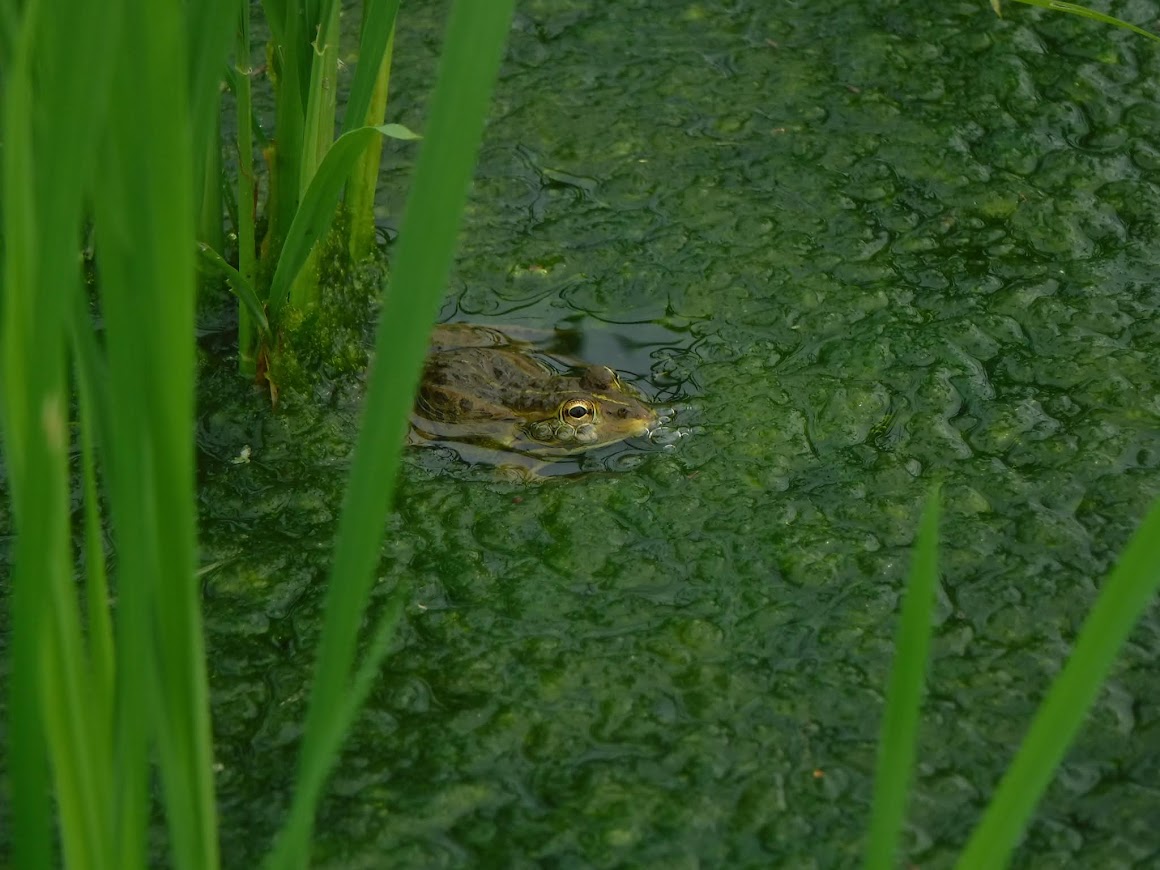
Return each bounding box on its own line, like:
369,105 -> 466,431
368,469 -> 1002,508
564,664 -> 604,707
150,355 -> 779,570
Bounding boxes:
159,0 -> 1160,865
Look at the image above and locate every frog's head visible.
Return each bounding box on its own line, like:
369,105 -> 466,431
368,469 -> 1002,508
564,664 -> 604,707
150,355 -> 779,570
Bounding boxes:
522,365 -> 657,453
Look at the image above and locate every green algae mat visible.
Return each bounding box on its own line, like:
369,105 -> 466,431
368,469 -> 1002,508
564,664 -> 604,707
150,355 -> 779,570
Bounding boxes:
8,0 -> 1160,865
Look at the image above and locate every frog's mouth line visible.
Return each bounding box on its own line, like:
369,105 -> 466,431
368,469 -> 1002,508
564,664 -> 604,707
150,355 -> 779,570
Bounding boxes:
409,414 -> 657,458
521,413 -> 658,454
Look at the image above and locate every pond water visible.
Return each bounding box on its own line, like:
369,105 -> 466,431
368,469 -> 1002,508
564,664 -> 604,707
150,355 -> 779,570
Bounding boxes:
197,0 -> 1160,865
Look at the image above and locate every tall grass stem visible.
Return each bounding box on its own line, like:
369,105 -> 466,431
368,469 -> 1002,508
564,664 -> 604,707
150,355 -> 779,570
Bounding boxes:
235,3 -> 259,376
264,2 -> 516,865
865,486 -> 941,869
347,23 -> 396,260
957,495 -> 1160,867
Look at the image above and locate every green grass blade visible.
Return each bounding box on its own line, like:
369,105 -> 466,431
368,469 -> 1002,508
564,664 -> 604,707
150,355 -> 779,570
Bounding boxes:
260,0 -> 307,265
346,25 -> 396,261
67,278 -> 116,514
300,0 -> 340,186
288,0 -> 341,310
198,115 -> 226,254
260,0 -> 288,47
221,159 -> 240,241
3,0 -> 125,863
2,15 -> 56,867
865,486 -> 941,870
187,0 -> 238,137
378,122 -> 419,140
78,367 -> 116,722
0,1 -> 17,69
224,63 -> 273,151
197,242 -> 272,340
266,591 -> 405,867
93,1 -> 219,866
341,0 -> 400,135
186,0 -> 234,253
264,3 -> 516,866
957,496 -> 1160,868
84,167 -> 153,865
999,0 -> 1160,43
69,279 -> 118,760
265,123 -> 419,321
235,1 -> 259,375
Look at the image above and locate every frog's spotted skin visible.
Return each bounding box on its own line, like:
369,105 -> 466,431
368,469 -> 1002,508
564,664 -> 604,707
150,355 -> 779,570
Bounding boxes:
412,325 -> 657,459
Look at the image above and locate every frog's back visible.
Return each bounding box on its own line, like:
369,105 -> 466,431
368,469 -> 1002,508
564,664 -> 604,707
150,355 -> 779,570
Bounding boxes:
412,322 -> 658,460
417,345 -> 553,425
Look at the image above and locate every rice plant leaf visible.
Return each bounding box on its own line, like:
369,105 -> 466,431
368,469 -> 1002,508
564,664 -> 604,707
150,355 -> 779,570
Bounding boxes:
1002,0 -> 1160,43
196,242 -> 272,340
264,2 -> 516,866
68,276 -> 117,716
187,0 -> 237,136
267,590 -> 404,866
262,0 -> 307,255
224,64 -> 272,149
233,2 -> 260,376
2,0 -> 125,863
261,0 -> 288,47
957,495 -> 1160,868
67,281 -> 115,479
265,123 -> 419,321
186,0 -> 235,222
341,0 -> 401,134
865,485 -> 941,870
92,0 -> 219,865
379,122 -> 421,140
2,20 -> 57,868
300,0 -> 340,186
345,21 -> 398,260
78,343 -> 116,730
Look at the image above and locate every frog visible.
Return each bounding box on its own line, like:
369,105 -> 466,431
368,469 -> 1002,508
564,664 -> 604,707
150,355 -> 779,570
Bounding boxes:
410,324 -> 657,464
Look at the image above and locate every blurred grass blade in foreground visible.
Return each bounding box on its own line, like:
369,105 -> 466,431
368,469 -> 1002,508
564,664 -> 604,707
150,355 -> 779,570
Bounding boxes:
91,1 -> 225,864
2,0 -> 126,865
264,2 -> 516,867
958,495 -> 1160,867
3,0 -> 230,865
865,486 -> 940,870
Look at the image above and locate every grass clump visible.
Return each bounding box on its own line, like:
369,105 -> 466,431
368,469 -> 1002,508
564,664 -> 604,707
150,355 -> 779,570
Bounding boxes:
201,1 -> 418,389
865,489 -> 1160,868
0,3 -> 515,869
264,215 -> 386,401
866,8 -> 1160,864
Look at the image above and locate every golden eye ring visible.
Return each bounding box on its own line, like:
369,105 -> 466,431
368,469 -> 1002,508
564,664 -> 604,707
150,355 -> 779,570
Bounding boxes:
560,399 -> 595,424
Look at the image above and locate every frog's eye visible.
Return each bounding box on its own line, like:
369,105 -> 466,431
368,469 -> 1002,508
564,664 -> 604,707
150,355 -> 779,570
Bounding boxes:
561,399 -> 595,423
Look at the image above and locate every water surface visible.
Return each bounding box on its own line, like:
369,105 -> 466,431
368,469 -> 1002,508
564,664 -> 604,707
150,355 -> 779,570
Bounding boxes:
199,0 -> 1160,865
